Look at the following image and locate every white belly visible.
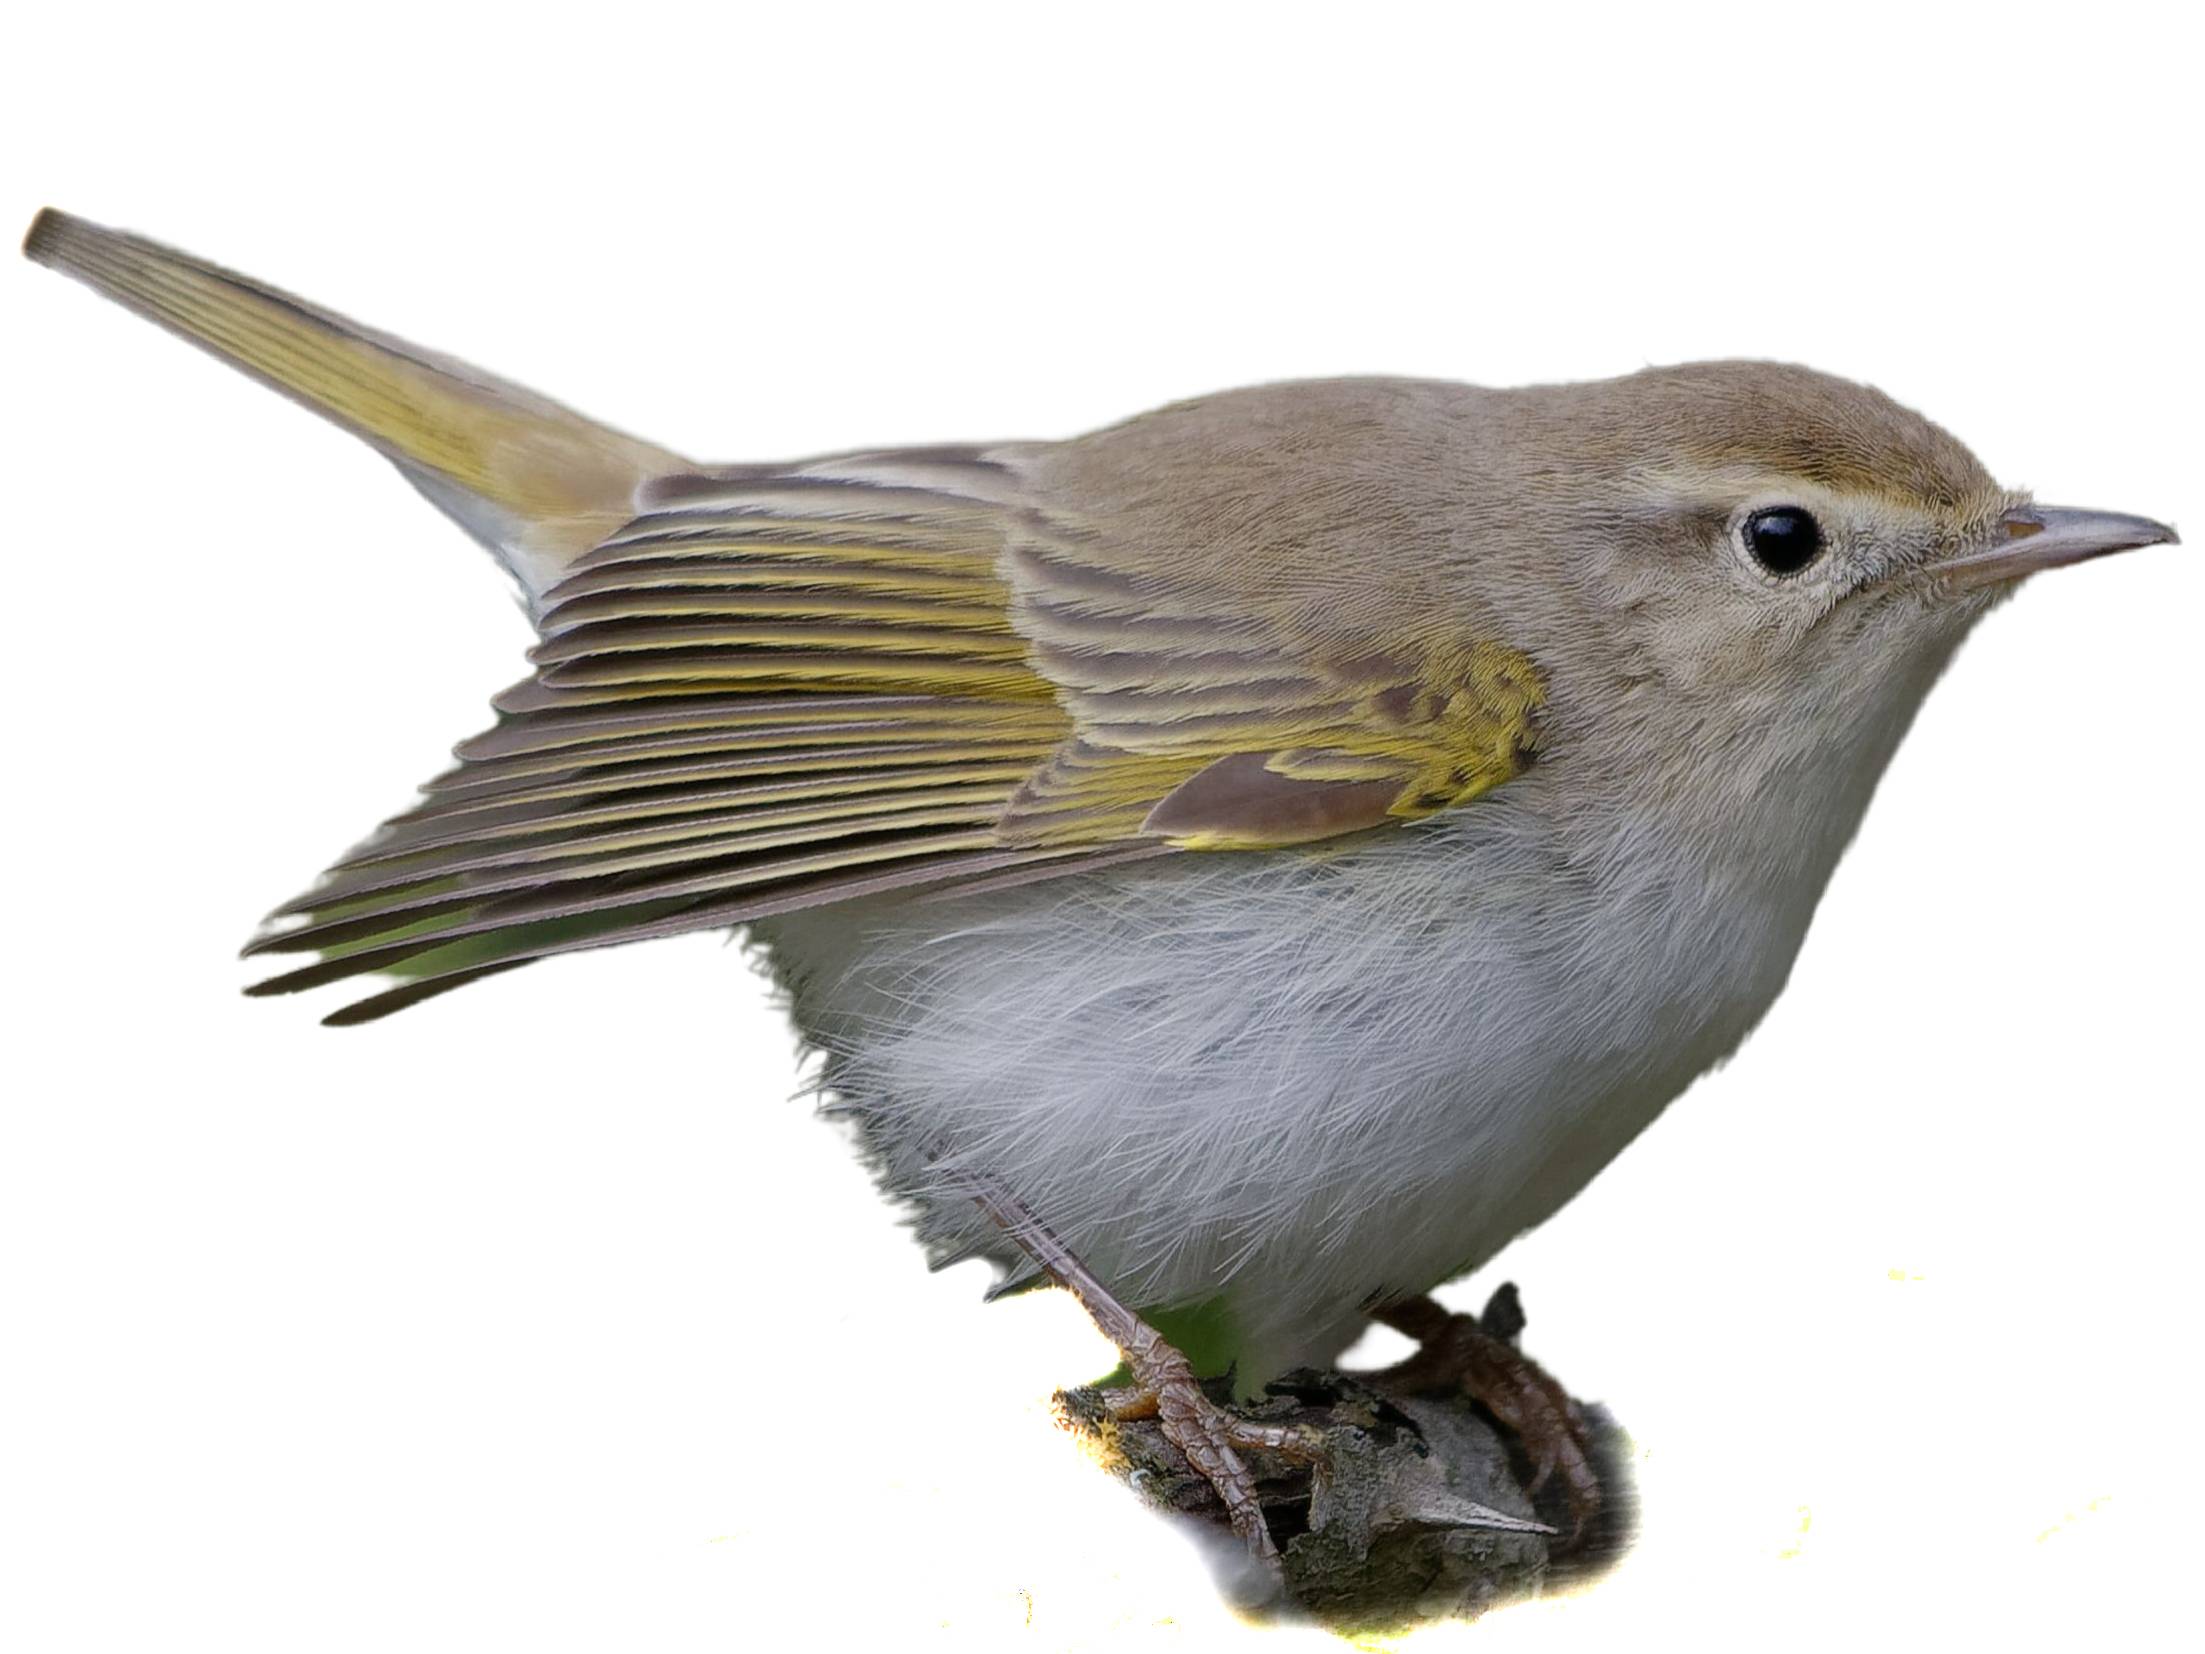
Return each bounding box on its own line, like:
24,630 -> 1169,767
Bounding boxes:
753,771 -> 1815,1382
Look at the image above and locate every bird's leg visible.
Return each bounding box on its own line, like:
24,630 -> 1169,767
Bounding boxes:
1371,1283 -> 1602,1543
964,1172 -> 1320,1582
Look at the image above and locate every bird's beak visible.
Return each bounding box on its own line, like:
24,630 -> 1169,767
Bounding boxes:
1931,505 -> 2180,592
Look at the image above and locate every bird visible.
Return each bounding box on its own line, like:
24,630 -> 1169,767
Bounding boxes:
24,207 -> 2181,1575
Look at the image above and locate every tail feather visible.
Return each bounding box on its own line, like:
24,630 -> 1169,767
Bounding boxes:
23,209 -> 687,597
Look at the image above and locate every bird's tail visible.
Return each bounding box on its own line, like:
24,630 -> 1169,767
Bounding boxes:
22,208 -> 688,598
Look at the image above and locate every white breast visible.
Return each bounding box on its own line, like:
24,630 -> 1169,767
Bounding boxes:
753,756 -> 1828,1384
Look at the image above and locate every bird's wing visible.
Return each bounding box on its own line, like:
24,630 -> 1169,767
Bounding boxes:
247,444 -> 1545,1023
246,457 -> 1080,1021
28,215 -> 1545,1021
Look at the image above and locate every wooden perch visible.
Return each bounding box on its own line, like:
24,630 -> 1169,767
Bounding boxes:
1054,1300 -> 1636,1632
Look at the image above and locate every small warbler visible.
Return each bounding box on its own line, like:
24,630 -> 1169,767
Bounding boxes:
25,208 -> 2180,1573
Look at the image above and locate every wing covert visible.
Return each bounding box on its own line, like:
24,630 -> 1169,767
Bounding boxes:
997,523 -> 1545,849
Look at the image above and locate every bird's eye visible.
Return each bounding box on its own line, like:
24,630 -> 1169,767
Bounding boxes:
1742,506 -> 1824,576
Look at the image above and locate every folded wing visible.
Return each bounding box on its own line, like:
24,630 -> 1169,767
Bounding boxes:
246,450 -> 1546,1022
26,213 -> 1547,1022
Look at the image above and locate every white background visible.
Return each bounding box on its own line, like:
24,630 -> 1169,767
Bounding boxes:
3,5 -> 2198,1649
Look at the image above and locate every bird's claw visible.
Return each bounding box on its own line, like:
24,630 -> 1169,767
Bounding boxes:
1372,1287 -> 1603,1547
1100,1326 -> 1326,1583
964,1170 -> 1324,1584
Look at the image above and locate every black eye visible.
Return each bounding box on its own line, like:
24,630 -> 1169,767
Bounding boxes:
1742,506 -> 1824,576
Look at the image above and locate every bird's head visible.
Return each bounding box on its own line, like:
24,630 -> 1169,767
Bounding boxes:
1487,361 -> 2178,819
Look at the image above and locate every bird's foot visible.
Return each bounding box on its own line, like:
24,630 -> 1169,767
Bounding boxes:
1371,1284 -> 1602,1545
1093,1327 -> 1326,1574
963,1170 -> 1321,1586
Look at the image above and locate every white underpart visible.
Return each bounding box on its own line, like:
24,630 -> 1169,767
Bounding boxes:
753,607 -> 1954,1388
747,447 -> 1982,1386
